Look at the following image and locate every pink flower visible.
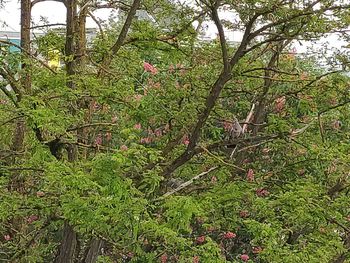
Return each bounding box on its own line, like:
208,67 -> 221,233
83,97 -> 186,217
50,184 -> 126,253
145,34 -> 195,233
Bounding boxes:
246,169 -> 254,182
182,135 -> 190,145
211,176 -> 217,183
111,116 -> 118,123
120,145 -> 128,151
94,134 -> 102,145
164,124 -> 170,132
239,210 -> 249,218
36,191 -> 45,197
133,94 -> 143,102
140,137 -> 152,144
252,246 -> 263,254
153,82 -> 161,89
143,62 -> 158,74
155,129 -> 162,137
223,121 -> 233,132
300,72 -> 308,80
256,188 -> 270,197
333,120 -> 342,130
223,231 -> 236,239
105,132 -> 112,141
196,235 -> 206,244
4,234 -> 11,241
207,226 -> 216,232
160,253 -> 168,263
92,101 -> 99,110
134,123 -> 142,130
298,169 -> 306,176
193,256 -> 200,263
262,148 -> 270,154
240,254 -> 250,261
168,64 -> 175,73
274,96 -> 286,113
27,215 -> 39,224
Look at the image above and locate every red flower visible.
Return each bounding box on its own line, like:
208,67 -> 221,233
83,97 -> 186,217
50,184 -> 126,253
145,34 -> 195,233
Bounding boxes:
4,234 -> 11,241
246,169 -> 254,182
223,231 -> 236,239
160,253 -> 168,263
240,254 -> 250,261
196,235 -> 206,244
143,62 -> 158,75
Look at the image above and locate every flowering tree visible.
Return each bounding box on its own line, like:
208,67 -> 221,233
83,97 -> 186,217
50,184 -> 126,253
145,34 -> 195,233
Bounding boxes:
1,0 -> 350,262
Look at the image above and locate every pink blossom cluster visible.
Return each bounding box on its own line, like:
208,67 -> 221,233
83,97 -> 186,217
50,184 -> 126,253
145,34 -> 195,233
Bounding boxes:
256,188 -> 270,197
143,62 -> 158,75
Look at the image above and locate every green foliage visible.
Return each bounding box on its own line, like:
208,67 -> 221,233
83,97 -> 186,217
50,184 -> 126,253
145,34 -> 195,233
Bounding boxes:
1,0 -> 350,262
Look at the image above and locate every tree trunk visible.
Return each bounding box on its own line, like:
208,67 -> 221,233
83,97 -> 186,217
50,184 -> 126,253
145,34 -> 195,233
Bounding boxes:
54,222 -> 78,263
82,239 -> 104,263
55,1 -> 79,262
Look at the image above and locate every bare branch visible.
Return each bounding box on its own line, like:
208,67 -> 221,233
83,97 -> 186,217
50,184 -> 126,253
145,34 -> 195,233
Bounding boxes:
159,166 -> 219,200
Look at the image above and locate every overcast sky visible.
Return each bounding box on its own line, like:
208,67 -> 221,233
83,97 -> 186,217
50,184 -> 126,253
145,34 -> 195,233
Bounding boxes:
0,1 -> 348,60
0,1 -> 110,31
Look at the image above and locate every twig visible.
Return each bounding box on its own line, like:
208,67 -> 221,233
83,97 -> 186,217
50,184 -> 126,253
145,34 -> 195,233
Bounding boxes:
0,39 -> 57,74
67,122 -> 118,132
159,166 -> 219,199
200,145 -> 245,171
242,103 -> 255,133
317,113 -> 325,143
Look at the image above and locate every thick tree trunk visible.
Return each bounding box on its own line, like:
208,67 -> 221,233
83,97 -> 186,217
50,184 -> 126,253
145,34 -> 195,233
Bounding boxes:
9,0 -> 31,191
82,239 -> 104,263
54,222 -> 78,263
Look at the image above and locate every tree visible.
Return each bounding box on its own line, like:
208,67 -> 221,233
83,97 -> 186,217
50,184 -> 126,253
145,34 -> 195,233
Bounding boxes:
1,0 -> 350,262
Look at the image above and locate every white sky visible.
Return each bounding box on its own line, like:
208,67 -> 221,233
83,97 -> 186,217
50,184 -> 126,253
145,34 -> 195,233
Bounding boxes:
0,0 -> 348,59
0,0 -> 110,31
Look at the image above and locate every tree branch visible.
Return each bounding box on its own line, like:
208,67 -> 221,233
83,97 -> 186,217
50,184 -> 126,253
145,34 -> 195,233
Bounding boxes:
211,4 -> 229,72
98,0 -> 141,75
